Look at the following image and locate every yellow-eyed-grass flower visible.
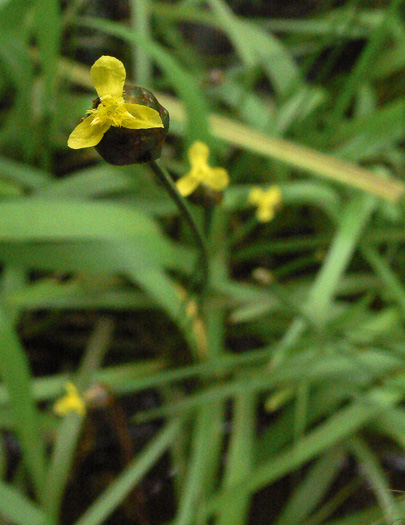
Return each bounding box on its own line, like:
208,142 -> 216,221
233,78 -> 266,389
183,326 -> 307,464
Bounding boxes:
249,186 -> 282,222
176,141 -> 229,198
68,56 -> 169,165
54,382 -> 86,417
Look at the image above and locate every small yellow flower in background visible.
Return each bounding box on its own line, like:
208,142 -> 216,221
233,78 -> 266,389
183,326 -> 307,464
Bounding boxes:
176,141 -> 229,197
68,56 -> 163,149
249,186 -> 282,222
54,382 -> 86,417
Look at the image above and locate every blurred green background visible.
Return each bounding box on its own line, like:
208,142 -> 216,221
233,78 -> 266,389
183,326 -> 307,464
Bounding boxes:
2,0 -> 405,524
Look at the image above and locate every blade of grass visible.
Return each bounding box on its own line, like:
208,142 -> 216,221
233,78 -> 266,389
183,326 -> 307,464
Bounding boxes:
34,165 -> 139,199
243,19 -> 302,97
0,37 -> 36,159
274,448 -> 346,525
206,0 -> 256,67
34,0 -> 61,169
0,197 -> 202,354
0,246 -> 200,357
0,360 -> 165,407
272,194 -> 376,365
361,244 -> 405,318
0,480 -> 48,525
326,0 -> 403,134
0,156 -> 51,190
172,406 -> 213,525
0,307 -> 47,500
348,435 -> 402,523
135,350 -> 404,423
303,478 -> 361,525
334,99 -> 405,162
153,1 -> 302,96
163,95 -> 405,201
215,391 -> 256,525
74,419 -> 180,525
124,264 -> 201,356
209,113 -> 405,201
0,265 -> 27,324
129,0 -> 152,86
43,318 -> 114,521
307,194 -> 376,321
8,278 -> 153,310
0,200 -> 166,244
206,387 -> 403,519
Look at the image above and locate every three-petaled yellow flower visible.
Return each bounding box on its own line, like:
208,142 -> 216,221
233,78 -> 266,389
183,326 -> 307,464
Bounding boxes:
249,186 -> 282,222
68,56 -> 163,149
54,382 -> 86,417
176,141 -> 229,197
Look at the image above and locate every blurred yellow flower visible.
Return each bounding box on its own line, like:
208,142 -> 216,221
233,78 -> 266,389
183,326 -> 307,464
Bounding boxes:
54,382 -> 86,417
249,186 -> 282,222
68,56 -> 163,149
176,141 -> 229,197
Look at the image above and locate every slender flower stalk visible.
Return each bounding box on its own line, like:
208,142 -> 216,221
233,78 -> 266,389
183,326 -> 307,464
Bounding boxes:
67,56 -> 209,290
150,161 -> 209,291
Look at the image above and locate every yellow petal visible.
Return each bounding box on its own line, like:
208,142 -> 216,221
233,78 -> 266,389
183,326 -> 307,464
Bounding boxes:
176,174 -> 200,196
54,383 -> 86,417
188,141 -> 209,166
267,187 -> 282,205
206,167 -> 229,191
91,56 -> 126,99
123,103 -> 164,129
248,187 -> 264,205
67,116 -> 110,149
257,206 -> 275,222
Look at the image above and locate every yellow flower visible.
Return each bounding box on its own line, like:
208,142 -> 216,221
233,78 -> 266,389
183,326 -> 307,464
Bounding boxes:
54,382 -> 86,417
68,56 -> 163,149
249,186 -> 282,222
176,141 -> 229,197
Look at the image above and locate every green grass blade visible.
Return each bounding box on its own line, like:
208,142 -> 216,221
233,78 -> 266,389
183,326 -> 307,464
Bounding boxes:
0,480 -> 47,525
172,406 -> 213,525
327,0 -> 403,133
306,194 -> 376,322
243,20 -> 302,97
0,307 -> 47,499
129,0 -> 152,86
34,0 -> 61,168
0,157 -> 51,190
43,318 -> 114,520
216,392 -> 256,525
348,435 -> 402,523
206,0 -> 256,67
361,245 -> 405,318
207,387 -> 402,519
0,200 -> 165,244
274,448 -> 346,525
74,420 -> 180,525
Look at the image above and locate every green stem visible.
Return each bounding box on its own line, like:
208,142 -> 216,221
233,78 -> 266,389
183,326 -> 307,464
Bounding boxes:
149,160 -> 209,291
229,214 -> 258,247
129,0 -> 152,86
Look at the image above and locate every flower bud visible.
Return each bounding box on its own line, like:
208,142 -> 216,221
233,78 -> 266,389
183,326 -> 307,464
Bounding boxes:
95,86 -> 170,165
